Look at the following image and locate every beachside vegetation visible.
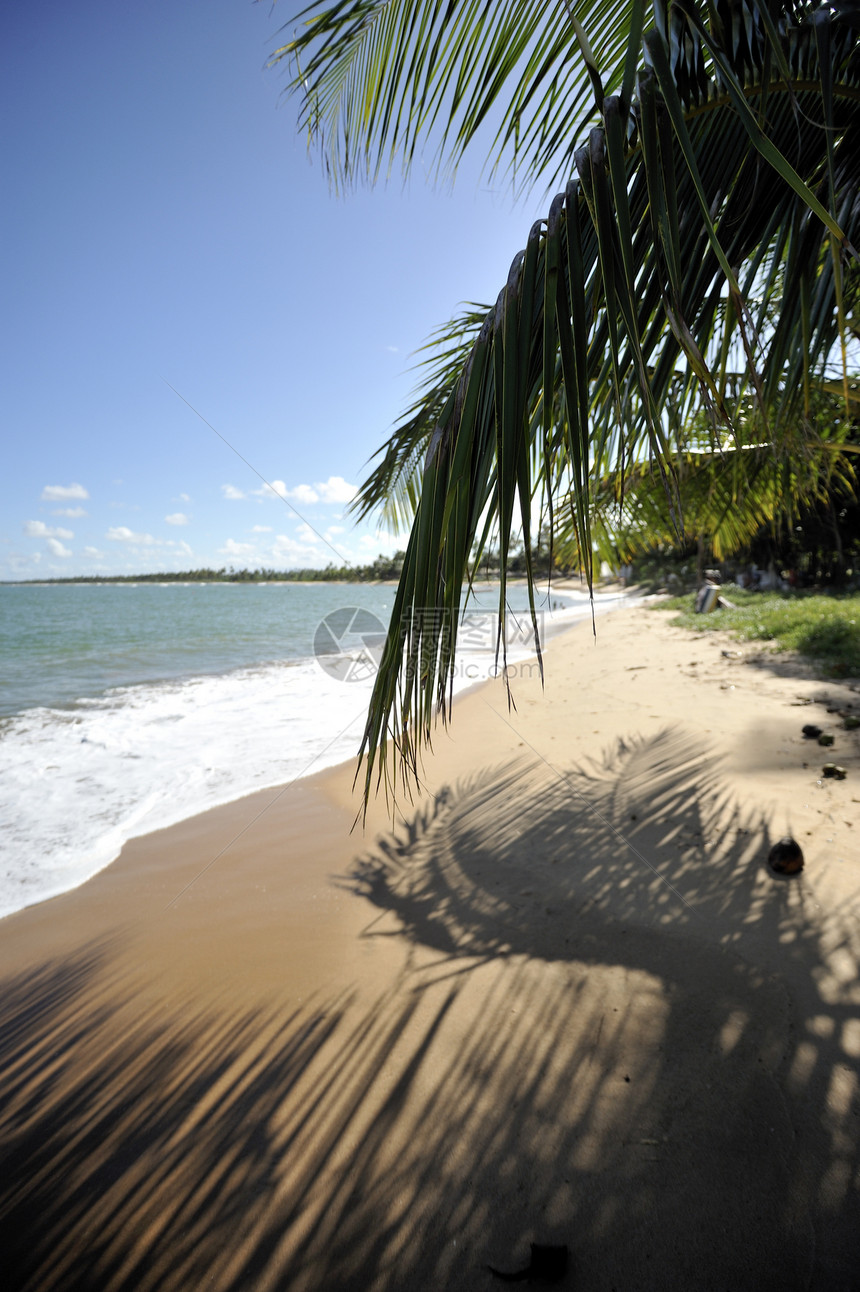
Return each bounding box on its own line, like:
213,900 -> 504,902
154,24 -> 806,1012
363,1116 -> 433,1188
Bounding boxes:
276,0 -> 860,798
10,547 -> 572,585
584,379 -> 860,576
659,586 -> 860,676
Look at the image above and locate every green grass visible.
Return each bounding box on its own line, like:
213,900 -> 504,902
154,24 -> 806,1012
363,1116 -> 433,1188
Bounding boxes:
655,588 -> 860,677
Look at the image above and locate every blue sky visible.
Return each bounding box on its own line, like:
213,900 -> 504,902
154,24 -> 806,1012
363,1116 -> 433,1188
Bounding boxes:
1,1 -> 547,579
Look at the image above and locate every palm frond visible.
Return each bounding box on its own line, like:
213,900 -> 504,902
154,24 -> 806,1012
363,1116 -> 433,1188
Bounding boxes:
273,0 -> 643,192
279,1 -> 860,805
349,305 -> 488,532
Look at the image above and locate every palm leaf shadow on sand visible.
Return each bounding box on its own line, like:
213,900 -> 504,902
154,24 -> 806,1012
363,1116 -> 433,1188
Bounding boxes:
350,726 -> 830,961
344,726 -> 860,1281
0,727 -> 858,1290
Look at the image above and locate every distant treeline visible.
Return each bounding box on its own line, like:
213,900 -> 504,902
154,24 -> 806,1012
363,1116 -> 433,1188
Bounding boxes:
13,553 -> 408,585
11,537 -> 581,586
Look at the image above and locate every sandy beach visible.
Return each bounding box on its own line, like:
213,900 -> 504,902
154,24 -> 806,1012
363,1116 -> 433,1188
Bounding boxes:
1,601 -> 859,1290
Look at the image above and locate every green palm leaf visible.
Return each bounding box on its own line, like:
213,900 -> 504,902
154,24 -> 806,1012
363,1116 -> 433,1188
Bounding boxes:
274,0 -> 644,191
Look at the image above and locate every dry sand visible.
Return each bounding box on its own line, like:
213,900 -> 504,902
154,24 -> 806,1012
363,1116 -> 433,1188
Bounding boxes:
1,602 -> 859,1290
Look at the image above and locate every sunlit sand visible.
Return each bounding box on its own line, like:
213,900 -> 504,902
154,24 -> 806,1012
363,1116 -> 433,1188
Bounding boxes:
1,603 -> 858,1289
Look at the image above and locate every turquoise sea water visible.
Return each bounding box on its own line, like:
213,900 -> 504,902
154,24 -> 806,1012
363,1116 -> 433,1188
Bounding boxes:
0,581 -> 400,718
0,579 -> 623,919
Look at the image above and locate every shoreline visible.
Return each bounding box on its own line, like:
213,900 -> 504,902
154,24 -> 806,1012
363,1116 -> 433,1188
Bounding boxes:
0,574 -> 598,588
0,583 -> 633,923
1,603 -> 858,1289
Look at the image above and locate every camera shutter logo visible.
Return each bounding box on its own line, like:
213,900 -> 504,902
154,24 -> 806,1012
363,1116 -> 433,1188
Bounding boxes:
313,607 -> 387,683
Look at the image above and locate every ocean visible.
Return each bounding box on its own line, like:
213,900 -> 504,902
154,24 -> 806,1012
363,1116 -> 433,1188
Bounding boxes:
0,579 -> 627,919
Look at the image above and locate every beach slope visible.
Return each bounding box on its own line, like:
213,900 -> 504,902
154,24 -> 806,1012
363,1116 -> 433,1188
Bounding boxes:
1,604 -> 858,1290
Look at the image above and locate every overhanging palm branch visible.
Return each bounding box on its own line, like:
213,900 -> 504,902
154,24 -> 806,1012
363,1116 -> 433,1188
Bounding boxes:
277,0 -> 860,803
276,0 -> 646,191
350,306 -> 489,533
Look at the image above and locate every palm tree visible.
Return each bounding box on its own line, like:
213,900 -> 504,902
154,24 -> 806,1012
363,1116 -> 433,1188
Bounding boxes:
274,1 -> 860,801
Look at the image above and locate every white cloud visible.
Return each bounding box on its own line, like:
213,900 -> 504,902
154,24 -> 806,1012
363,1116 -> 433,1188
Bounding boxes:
325,525 -> 345,537
316,476 -> 358,504
106,526 -> 156,544
178,493 -> 191,502
104,528 -> 189,551
260,480 -> 318,504
222,484 -> 246,500
272,534 -> 324,560
83,546 -> 104,558
4,552 -> 42,573
245,476 -> 360,527
24,520 -> 74,540
173,540 -> 193,557
295,522 -> 318,542
258,476 -> 357,507
357,531 -> 401,554
53,507 -> 87,518
47,538 -> 72,557
41,483 -> 89,502
165,512 -> 189,526
219,538 -> 255,558
252,525 -> 273,533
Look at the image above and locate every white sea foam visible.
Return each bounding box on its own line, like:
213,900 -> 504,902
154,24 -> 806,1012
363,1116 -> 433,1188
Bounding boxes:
0,657 -> 373,919
0,587 -> 631,919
